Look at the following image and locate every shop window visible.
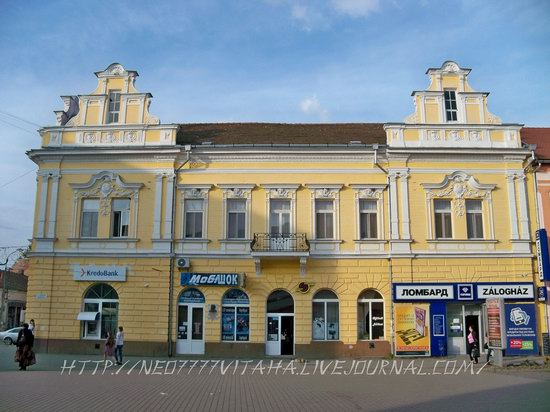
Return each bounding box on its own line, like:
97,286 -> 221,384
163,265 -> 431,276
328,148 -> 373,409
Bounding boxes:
312,290 -> 339,341
227,199 -> 246,239
184,199 -> 204,238
107,90 -> 121,124
357,289 -> 384,340
466,199 -> 483,239
315,199 -> 335,239
111,198 -> 130,238
359,199 -> 378,239
434,199 -> 452,238
221,289 -> 250,342
80,199 -> 99,238
444,89 -> 458,121
81,283 -> 119,339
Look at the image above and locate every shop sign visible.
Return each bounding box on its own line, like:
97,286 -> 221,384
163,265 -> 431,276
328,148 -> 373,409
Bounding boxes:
394,284 -> 454,300
73,265 -> 126,282
457,284 -> 473,300
432,314 -> 445,337
538,286 -> 547,302
486,298 -> 506,349
476,284 -> 534,300
536,229 -> 550,281
505,304 -> 538,355
181,273 -> 244,287
395,303 -> 431,356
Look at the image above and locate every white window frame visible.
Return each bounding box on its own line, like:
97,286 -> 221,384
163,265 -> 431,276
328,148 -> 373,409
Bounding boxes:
308,185 -> 343,240
312,290 -> 340,341
434,199 -> 453,239
111,198 -> 130,238
262,185 -> 299,234
80,198 -> 99,238
106,89 -> 122,124
357,290 -> 385,341
184,198 -> 205,239
466,199 -> 484,239
219,185 -> 254,241
444,89 -> 458,122
81,298 -> 119,340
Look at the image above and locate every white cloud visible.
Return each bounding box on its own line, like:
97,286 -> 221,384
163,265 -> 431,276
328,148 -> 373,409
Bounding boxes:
330,0 -> 380,17
300,96 -> 330,121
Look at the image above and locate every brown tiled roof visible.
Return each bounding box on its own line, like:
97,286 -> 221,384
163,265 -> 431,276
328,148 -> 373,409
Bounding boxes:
176,123 -> 386,146
521,127 -> 550,160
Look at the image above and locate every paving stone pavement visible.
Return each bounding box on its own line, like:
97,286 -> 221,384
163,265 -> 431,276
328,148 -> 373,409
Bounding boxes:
1,345 -> 549,411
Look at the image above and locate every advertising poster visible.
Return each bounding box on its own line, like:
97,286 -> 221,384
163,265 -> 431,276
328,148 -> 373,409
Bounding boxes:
395,304 -> 431,356
221,307 -> 236,341
505,304 -> 538,355
486,298 -> 506,349
236,307 -> 250,341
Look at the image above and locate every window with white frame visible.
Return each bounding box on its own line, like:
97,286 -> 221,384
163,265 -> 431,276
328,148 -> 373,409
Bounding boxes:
357,289 -> 384,340
315,200 -> 334,239
359,200 -> 378,239
312,290 -> 339,341
80,199 -> 99,238
184,199 -> 204,238
221,289 -> 250,342
466,199 -> 484,239
444,89 -> 458,121
112,198 -> 130,238
81,283 -> 118,339
106,90 -> 121,124
227,199 -> 246,239
434,199 -> 452,238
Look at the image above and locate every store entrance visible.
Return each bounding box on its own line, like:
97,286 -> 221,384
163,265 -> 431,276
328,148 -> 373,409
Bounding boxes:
266,290 -> 294,356
176,288 -> 205,355
447,304 -> 483,355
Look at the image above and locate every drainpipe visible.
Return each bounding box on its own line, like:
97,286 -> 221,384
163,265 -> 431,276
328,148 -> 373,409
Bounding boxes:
168,145 -> 191,357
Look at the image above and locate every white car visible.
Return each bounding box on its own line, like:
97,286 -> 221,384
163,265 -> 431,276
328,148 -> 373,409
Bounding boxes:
0,327 -> 23,345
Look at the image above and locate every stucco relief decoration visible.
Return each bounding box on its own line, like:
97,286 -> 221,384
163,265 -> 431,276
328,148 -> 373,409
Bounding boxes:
358,188 -> 383,199
71,172 -> 143,216
428,130 -> 441,141
315,188 -> 337,199
270,188 -> 291,198
442,62 -> 460,73
109,64 -> 124,75
84,132 -> 98,144
102,132 -> 120,144
424,172 -> 495,216
470,131 -> 481,142
184,188 -> 208,199
449,130 -> 462,142
227,188 -> 251,199
124,131 -> 139,143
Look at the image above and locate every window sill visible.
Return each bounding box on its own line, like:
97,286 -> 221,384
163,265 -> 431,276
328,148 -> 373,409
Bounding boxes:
176,238 -> 211,243
219,239 -> 252,243
68,238 -> 139,243
427,239 -> 497,243
354,239 -> 388,243
311,340 -> 342,343
309,239 -> 343,244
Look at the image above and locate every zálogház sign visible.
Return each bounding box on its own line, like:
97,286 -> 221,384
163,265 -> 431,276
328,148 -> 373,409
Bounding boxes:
394,285 -> 454,300
73,265 -> 126,281
476,284 -> 534,299
181,273 -> 242,286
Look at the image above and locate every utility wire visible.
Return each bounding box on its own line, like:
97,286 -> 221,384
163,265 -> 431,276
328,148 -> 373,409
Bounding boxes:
0,109 -> 42,128
0,117 -> 38,136
0,168 -> 36,189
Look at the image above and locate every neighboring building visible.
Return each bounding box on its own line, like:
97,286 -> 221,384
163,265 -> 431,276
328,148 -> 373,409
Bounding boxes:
26,61 -> 546,357
0,270 -> 28,330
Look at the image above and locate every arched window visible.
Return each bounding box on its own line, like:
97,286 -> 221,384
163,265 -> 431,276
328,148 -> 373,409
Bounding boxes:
358,289 -> 384,340
267,290 -> 294,313
221,289 -> 250,342
79,283 -> 119,339
312,290 -> 339,341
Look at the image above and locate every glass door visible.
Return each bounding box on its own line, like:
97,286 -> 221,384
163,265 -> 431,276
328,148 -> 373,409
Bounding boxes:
176,304 -> 205,354
269,200 -> 291,250
266,315 -> 280,355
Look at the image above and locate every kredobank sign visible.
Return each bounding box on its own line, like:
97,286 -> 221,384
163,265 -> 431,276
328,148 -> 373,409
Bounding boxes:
73,265 -> 126,281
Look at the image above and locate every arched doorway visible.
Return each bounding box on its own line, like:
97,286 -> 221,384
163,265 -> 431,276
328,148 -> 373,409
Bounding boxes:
177,288 -> 205,355
266,290 -> 294,356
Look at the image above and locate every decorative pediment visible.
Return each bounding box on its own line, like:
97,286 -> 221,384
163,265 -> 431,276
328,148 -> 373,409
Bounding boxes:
262,184 -> 300,199
307,185 -> 343,200
178,185 -> 212,199
350,184 -> 386,199
422,171 -> 495,216
70,171 -> 143,215
219,184 -> 255,199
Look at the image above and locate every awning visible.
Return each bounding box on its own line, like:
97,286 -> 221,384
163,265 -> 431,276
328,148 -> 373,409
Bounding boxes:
77,312 -> 100,321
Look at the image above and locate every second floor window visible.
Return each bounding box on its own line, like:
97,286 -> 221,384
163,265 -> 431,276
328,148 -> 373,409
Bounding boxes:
81,199 -> 99,238
466,200 -> 484,239
227,199 -> 246,239
434,199 -> 452,239
112,199 -> 130,238
107,90 -> 121,124
316,200 -> 334,239
444,90 -> 458,121
184,199 -> 204,238
359,200 -> 378,239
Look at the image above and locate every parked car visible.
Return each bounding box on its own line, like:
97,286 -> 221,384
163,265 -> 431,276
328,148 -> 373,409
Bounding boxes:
0,327 -> 22,345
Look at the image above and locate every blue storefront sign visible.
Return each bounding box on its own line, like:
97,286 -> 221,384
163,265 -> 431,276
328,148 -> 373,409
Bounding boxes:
393,283 -> 534,302
536,229 -> 550,281
457,284 -> 473,300
538,286 -> 548,302
505,304 -> 538,356
181,273 -> 243,287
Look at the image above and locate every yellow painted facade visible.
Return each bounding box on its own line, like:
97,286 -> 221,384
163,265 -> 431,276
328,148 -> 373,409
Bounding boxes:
26,62 -> 547,357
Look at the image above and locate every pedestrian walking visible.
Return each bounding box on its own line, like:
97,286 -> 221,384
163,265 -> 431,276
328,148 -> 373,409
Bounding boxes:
15,323 -> 35,371
104,331 -> 116,364
467,326 -> 479,364
29,319 -> 36,335
115,326 -> 124,365
484,333 -> 492,364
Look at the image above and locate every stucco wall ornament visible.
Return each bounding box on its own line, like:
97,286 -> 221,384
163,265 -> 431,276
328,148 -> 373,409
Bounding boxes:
424,172 -> 495,217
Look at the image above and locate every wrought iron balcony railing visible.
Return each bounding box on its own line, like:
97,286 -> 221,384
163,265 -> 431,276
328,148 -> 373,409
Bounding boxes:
251,233 -> 310,253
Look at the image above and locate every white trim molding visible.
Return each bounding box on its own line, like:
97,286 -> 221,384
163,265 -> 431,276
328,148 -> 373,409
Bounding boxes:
177,184 -> 213,253
218,184 -> 255,253
307,184 -> 343,254
350,184 -> 387,253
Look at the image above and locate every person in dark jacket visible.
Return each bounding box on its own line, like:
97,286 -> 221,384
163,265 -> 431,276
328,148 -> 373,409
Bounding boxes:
16,323 -> 35,370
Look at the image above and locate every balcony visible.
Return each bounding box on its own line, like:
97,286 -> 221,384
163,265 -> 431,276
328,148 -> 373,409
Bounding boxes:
251,233 -> 310,276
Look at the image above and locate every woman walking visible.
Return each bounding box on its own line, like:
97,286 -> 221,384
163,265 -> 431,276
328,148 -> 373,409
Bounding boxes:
104,331 -> 116,364
467,325 -> 479,364
15,323 -> 35,371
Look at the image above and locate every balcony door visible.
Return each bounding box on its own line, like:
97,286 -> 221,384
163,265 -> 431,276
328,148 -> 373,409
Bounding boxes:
269,200 -> 291,250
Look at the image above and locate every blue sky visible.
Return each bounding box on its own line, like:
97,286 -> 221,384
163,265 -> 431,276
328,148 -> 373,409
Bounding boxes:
0,0 -> 549,252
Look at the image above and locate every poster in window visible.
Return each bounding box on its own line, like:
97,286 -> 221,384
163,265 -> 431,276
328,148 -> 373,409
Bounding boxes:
221,307 -> 235,341
312,317 -> 325,340
395,303 -> 430,356
236,307 -> 250,341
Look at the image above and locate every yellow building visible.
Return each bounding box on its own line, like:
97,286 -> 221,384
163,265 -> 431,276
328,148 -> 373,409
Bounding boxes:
26,61 -> 546,357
